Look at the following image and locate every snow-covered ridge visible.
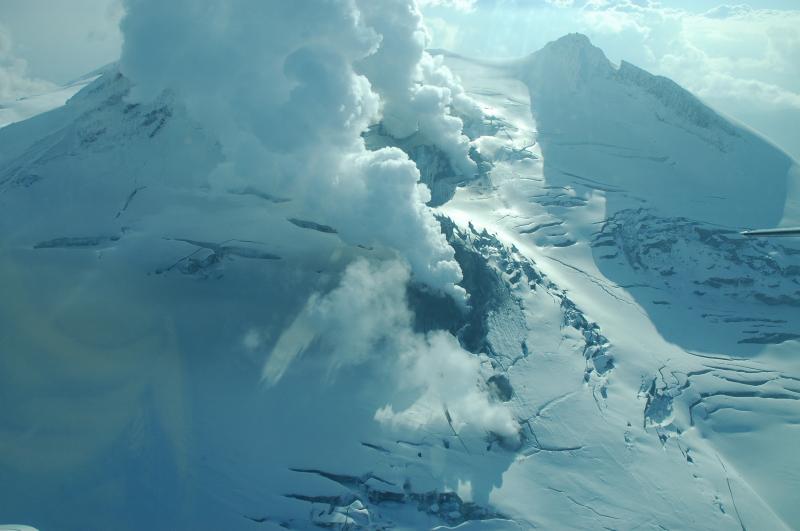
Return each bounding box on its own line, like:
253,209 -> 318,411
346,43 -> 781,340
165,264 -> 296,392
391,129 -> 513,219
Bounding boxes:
515,33 -> 794,229
0,66 -> 105,130
522,33 -> 737,137
616,61 -> 738,136
521,33 -> 612,93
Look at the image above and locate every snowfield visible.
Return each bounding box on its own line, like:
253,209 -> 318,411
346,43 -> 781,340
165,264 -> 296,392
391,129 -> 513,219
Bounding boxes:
0,33 -> 798,530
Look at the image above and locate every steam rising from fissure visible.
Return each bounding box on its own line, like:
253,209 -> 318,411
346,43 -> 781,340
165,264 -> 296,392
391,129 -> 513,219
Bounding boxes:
120,0 -> 519,443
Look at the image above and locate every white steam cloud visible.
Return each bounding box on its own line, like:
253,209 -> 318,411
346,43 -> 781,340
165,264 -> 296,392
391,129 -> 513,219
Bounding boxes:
119,0 -> 470,299
0,24 -> 55,100
356,0 -> 479,177
119,0 -> 514,442
374,329 -> 521,445
264,258 -> 520,444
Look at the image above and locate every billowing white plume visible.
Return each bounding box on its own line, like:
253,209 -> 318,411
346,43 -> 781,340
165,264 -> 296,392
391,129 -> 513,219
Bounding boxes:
119,0 -> 519,441
263,258 -> 521,444
356,0 -> 479,178
119,0 -> 473,300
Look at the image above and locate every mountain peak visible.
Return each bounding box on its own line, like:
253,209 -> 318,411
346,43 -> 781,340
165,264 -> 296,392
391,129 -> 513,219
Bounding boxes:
539,33 -> 607,62
521,33 -> 612,92
548,32 -> 593,48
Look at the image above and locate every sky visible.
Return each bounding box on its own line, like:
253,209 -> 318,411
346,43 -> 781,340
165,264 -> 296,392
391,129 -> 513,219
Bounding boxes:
0,0 -> 798,158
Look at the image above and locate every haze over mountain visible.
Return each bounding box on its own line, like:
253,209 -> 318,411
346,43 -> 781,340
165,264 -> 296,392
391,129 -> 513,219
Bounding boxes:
0,3 -> 798,530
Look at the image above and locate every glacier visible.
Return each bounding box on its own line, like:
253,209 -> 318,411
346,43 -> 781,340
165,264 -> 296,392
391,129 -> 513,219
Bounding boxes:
0,27 -> 799,531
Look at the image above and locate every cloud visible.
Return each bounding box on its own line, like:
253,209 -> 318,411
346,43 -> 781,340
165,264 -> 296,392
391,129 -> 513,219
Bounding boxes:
417,0 -> 477,10
374,329 -> 520,444
660,44 -> 800,111
546,0 -> 575,7
580,7 -> 649,34
356,0 -> 478,177
703,4 -> 754,19
0,0 -> 123,84
120,0 -> 472,300
562,3 -> 800,113
0,24 -> 55,100
706,74 -> 800,109
651,8 -> 800,111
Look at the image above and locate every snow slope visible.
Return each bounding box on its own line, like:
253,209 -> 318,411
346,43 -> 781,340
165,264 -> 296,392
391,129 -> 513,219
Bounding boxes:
441,34 -> 800,528
0,70 -> 102,130
0,34 -> 798,530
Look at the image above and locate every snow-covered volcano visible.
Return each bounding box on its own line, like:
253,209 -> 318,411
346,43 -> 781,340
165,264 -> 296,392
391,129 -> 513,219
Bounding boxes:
1,32 -> 798,531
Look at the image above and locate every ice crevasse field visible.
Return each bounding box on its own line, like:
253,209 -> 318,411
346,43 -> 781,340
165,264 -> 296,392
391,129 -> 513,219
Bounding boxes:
0,1 -> 798,530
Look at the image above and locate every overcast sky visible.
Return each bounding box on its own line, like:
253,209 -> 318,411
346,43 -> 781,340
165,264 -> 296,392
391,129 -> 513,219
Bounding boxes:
1,0 -> 798,158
